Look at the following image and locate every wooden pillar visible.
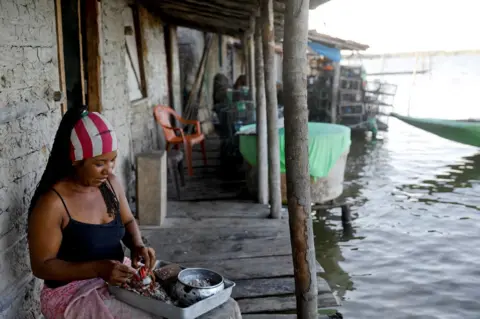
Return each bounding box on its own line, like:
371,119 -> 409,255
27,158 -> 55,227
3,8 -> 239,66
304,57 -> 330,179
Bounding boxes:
255,17 -> 268,205
261,0 -> 282,219
166,25 -> 182,121
247,35 -> 256,103
283,0 -> 318,318
85,0 -> 102,112
331,61 -> 341,123
54,0 -> 67,113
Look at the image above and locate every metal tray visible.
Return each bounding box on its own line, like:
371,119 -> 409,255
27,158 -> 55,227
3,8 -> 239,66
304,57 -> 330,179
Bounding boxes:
108,260 -> 235,319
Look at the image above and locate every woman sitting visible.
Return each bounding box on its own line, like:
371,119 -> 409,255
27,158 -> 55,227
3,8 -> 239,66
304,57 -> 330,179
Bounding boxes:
28,106 -> 158,318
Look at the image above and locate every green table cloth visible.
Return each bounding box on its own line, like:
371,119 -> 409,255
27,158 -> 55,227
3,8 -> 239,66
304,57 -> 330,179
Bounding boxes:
238,122 -> 351,178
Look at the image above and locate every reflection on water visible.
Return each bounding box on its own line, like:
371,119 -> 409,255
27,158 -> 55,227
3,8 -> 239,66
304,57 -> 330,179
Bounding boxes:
313,119 -> 480,318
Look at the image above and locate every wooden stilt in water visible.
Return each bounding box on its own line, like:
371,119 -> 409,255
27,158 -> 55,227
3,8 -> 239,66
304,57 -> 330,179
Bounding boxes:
261,0 -> 282,219
341,204 -> 352,224
283,0 -> 318,318
255,16 -> 268,205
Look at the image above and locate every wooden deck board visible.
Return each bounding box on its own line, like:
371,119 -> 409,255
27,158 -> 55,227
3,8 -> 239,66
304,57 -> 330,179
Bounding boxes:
166,200 -> 272,219
142,225 -> 290,245
152,236 -> 293,262
237,293 -> 339,314
243,316 -> 296,319
143,199 -> 339,314
177,256 -> 325,280
232,276 -> 331,299
159,217 -> 286,229
243,315 -> 333,319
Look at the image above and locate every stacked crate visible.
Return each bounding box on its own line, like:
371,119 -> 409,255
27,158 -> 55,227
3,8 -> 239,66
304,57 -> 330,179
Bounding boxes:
338,66 -> 365,126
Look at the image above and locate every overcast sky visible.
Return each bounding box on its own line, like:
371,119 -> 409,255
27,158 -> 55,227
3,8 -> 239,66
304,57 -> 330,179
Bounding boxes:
309,0 -> 480,53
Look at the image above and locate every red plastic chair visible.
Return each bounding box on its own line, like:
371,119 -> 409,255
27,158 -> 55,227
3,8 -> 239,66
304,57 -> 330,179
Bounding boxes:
153,105 -> 207,176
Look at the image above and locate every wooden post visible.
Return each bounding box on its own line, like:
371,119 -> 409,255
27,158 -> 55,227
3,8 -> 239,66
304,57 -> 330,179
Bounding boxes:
283,0 -> 318,318
255,17 -> 268,205
166,25 -> 182,124
331,61 -> 340,123
261,0 -> 282,219
247,35 -> 256,103
85,0 -> 102,112
54,0 -> 67,113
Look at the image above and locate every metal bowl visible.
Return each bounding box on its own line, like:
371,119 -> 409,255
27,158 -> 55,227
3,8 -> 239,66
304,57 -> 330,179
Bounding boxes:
173,268 -> 225,306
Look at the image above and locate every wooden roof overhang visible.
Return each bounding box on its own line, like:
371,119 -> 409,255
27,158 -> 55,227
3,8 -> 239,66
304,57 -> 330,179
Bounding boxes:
137,0 -> 331,39
308,30 -> 369,51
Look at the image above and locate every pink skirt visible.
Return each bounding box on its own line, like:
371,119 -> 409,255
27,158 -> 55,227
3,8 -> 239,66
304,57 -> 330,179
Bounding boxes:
40,258 -> 157,319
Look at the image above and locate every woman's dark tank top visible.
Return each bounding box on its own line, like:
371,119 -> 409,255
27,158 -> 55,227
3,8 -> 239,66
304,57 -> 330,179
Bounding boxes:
44,181 -> 125,288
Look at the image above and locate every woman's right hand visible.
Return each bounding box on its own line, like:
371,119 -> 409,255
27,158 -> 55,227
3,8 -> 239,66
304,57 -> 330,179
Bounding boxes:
97,260 -> 136,285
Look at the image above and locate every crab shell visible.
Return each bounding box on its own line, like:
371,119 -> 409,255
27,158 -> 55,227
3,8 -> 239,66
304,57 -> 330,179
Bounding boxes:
133,266 -> 154,286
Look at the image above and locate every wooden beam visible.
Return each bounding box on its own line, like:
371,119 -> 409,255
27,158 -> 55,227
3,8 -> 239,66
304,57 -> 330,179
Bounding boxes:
165,24 -> 183,122
283,0 -> 318,317
132,5 -> 148,97
247,34 -> 255,120
261,0 -> 282,219
54,0 -> 67,113
159,12 -> 246,37
255,16 -> 268,205
156,4 -> 251,27
85,0 -> 102,112
77,0 -> 86,106
159,0 -> 256,18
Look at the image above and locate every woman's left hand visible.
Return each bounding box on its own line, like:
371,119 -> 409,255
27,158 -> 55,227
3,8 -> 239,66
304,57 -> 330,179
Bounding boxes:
131,245 -> 156,270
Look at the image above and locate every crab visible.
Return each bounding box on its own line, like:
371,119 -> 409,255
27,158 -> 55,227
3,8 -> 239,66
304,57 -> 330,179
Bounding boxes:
123,265 -> 155,290
120,265 -> 173,303
133,266 -> 154,286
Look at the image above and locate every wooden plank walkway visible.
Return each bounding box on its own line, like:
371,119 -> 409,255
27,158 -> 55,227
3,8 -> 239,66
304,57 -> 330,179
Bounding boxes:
166,135 -> 249,202
142,200 -> 340,317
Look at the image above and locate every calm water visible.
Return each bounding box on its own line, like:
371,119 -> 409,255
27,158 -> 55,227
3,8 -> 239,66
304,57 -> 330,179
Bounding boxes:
314,54 -> 480,318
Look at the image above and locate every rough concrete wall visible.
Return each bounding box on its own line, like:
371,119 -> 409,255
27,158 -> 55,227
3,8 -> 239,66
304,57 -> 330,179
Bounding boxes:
0,0 -> 61,318
130,6 -> 169,154
0,0 -> 170,316
101,2 -> 169,205
233,47 -> 244,83
177,27 -> 205,107
99,0 -> 136,202
127,6 -> 170,196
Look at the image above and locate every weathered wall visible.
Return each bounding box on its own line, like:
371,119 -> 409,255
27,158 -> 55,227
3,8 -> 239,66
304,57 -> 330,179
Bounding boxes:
0,0 -> 169,317
177,27 -> 205,107
99,0 -> 169,205
128,6 -> 170,203
99,0 -> 134,198
0,0 -> 61,317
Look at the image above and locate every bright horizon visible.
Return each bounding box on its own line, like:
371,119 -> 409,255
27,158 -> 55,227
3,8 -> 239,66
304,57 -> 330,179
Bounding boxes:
309,0 -> 480,54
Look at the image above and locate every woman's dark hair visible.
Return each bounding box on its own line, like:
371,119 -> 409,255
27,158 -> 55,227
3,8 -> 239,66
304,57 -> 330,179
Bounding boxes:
28,106 -> 119,219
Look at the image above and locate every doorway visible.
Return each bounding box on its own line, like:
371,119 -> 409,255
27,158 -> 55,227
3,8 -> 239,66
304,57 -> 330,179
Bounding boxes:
56,0 -> 102,113
58,0 -> 87,110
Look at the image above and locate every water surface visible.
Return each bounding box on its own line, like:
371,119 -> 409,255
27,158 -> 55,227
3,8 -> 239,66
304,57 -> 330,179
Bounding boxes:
314,54 -> 480,318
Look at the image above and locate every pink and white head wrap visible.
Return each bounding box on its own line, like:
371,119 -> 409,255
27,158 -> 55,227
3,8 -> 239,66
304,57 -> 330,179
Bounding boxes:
70,111 -> 118,162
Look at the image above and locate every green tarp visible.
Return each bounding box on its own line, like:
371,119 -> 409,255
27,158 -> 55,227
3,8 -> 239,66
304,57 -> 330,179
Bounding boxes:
238,122 -> 351,178
391,113 -> 480,147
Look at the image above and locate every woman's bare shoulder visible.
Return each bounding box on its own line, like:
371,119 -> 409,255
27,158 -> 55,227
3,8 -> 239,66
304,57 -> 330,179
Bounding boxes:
30,189 -> 66,224
107,174 -> 126,196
